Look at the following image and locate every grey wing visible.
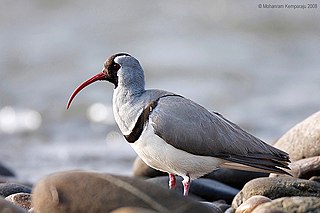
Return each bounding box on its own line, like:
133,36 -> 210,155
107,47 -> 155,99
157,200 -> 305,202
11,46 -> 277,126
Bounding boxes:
150,96 -> 290,174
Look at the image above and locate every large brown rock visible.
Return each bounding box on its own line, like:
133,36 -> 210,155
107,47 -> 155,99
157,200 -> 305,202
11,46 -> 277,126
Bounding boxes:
252,196 -> 320,213
232,177 -> 320,209
274,111 -> 320,161
32,170 -> 214,213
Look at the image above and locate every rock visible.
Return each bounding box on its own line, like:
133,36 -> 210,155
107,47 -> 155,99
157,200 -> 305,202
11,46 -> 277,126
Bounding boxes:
252,196 -> 320,213
146,176 -> 201,200
32,170 -> 214,213
309,176 -> 320,182
0,162 -> 15,177
5,193 -> 32,211
0,176 -> 12,184
0,183 -> 31,197
225,207 -> 235,213
235,195 -> 271,213
232,177 -> 320,209
204,169 -> 268,189
147,176 -> 239,203
274,111 -> 320,161
200,200 -> 231,212
270,155 -> 320,179
111,203 -> 232,213
110,207 -> 157,213
190,179 -> 239,204
132,157 -> 166,178
133,157 -> 268,190
0,198 -> 28,213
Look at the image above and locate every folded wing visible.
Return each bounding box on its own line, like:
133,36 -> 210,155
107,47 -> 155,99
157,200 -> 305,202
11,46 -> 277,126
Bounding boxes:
150,96 -> 290,174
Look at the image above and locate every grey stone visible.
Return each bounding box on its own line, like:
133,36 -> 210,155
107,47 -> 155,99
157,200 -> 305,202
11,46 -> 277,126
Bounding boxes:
274,111 -> 320,161
5,193 -> 32,211
147,176 -> 239,203
0,183 -> 31,197
32,170 -> 214,213
252,196 -> 320,213
232,177 -> 320,209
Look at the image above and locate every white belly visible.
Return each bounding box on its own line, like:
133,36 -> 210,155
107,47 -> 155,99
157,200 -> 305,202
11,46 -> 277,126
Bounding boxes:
130,123 -> 224,180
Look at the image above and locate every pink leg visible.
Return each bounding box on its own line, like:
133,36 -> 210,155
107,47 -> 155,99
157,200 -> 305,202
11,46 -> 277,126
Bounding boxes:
182,175 -> 190,196
169,173 -> 176,189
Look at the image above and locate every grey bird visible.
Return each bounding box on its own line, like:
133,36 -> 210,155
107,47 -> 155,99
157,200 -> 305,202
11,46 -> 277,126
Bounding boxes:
67,53 -> 290,196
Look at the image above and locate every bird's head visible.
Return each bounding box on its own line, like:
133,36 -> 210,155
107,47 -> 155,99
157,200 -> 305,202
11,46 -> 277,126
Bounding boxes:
66,53 -> 145,109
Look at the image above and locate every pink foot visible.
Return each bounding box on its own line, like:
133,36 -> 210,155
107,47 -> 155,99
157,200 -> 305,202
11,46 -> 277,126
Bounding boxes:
169,173 -> 176,189
182,175 -> 190,196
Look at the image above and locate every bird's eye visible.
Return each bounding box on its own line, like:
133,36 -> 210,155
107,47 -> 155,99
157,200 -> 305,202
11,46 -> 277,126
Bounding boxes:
112,63 -> 121,71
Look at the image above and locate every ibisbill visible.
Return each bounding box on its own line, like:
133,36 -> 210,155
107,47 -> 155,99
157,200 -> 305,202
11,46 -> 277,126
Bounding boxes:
67,53 -> 291,196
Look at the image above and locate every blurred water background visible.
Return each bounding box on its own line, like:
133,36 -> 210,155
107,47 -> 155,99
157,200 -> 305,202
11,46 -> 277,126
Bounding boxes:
0,1 -> 319,183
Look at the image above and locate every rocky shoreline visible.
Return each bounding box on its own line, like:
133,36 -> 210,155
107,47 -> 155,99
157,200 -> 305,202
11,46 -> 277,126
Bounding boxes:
1,111 -> 319,212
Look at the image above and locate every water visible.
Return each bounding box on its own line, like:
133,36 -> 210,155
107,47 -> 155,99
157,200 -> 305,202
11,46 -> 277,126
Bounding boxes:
0,0 -> 319,183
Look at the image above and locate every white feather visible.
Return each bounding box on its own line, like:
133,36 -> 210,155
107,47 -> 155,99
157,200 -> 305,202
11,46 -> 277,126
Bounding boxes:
130,122 -> 224,180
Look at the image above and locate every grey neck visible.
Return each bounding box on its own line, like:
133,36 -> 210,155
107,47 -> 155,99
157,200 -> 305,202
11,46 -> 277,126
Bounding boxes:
112,82 -> 145,135
115,56 -> 146,95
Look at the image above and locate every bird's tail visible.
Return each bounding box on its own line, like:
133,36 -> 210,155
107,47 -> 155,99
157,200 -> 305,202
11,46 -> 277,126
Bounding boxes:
219,154 -> 291,176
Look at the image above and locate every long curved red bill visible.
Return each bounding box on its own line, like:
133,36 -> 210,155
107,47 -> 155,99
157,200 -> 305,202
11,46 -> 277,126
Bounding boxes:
66,72 -> 107,109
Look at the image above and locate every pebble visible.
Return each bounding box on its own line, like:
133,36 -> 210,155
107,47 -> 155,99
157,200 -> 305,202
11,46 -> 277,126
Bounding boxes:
252,196 -> 320,213
274,111 -> 320,161
235,195 -> 271,213
0,197 -> 28,213
147,176 -> 239,203
32,170 -> 214,213
5,193 -> 32,211
0,183 -> 31,197
232,177 -> 320,209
